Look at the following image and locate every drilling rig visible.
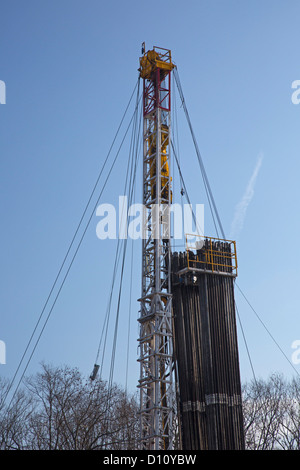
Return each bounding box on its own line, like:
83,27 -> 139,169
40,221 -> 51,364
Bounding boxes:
137,46 -> 175,450
137,45 -> 244,451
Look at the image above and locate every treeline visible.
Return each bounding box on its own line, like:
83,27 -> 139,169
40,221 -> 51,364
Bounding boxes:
1,364 -> 300,450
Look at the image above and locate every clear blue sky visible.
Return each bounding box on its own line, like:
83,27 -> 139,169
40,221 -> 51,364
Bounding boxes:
1,0 -> 300,398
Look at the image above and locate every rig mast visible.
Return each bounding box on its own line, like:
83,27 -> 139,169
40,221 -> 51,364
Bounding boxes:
138,46 -> 175,450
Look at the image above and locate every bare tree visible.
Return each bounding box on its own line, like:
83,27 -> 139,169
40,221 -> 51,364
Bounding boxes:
0,377 -> 34,450
275,377 -> 300,449
26,363 -> 139,450
0,364 -> 139,450
242,373 -> 300,450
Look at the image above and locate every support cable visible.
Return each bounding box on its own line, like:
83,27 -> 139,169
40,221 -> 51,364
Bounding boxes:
94,81 -> 142,381
101,86 -> 142,449
236,284 -> 300,379
235,302 -> 257,386
125,226 -> 135,395
108,82 -> 142,391
174,68 -> 300,383
5,79 -> 141,412
171,140 -> 204,238
174,67 -> 224,239
125,152 -> 139,393
171,74 -> 185,250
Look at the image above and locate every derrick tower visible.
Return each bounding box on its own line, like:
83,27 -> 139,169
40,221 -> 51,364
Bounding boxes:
137,46 -> 175,450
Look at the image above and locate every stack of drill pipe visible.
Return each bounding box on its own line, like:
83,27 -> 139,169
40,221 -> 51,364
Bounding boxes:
171,242 -> 244,450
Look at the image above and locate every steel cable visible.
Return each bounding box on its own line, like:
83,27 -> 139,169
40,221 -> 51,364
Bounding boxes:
4,78 -> 140,412
173,67 -> 299,384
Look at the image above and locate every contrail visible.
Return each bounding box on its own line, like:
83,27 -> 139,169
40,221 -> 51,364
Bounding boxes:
229,152 -> 263,240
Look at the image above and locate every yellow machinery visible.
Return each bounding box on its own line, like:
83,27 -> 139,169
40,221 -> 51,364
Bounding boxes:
139,48 -> 175,80
147,124 -> 171,202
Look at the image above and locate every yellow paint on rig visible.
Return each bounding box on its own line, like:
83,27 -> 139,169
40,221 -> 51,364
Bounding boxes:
139,48 -> 175,79
148,124 -> 172,202
185,234 -> 238,275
